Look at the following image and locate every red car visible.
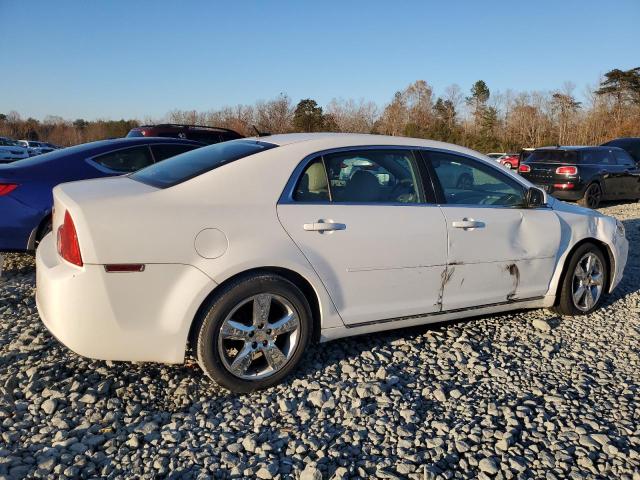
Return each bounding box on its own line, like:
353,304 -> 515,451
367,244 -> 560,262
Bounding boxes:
499,154 -> 519,169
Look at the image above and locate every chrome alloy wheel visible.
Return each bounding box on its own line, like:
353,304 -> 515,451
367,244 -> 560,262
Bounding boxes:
218,294 -> 300,380
571,252 -> 604,312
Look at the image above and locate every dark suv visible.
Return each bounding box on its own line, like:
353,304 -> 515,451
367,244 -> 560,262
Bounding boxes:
518,146 -> 640,208
127,124 -> 243,145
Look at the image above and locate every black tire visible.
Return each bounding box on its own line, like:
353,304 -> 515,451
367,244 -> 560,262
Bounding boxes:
553,243 -> 608,316
195,273 -> 312,393
578,183 -> 602,209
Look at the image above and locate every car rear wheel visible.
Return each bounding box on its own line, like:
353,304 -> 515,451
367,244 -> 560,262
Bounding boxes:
195,273 -> 312,392
554,244 -> 608,316
578,183 -> 602,209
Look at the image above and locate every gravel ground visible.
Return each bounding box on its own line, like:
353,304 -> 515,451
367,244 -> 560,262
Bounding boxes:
1,202 -> 639,480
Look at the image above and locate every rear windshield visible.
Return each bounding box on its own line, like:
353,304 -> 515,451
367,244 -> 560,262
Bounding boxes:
527,150 -> 578,164
130,139 -> 277,188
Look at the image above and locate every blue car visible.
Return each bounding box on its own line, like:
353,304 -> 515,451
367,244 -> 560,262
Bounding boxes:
0,137 -> 203,252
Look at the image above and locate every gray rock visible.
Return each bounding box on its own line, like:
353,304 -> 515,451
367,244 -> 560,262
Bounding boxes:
300,464 -> 322,480
532,319 -> 552,332
478,457 -> 498,475
41,398 -> 57,415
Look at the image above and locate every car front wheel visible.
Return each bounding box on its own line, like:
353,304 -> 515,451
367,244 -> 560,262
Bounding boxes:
554,244 -> 608,316
195,273 -> 312,392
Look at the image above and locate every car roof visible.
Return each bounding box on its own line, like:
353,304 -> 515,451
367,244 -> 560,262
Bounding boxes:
85,137 -> 204,149
534,145 -> 614,152
602,137 -> 640,144
133,124 -> 241,135
246,132 -> 484,158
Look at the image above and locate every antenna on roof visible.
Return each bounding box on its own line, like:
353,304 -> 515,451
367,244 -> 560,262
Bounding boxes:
252,125 -> 271,137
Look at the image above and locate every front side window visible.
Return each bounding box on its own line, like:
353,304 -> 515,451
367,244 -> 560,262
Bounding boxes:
92,146 -> 154,173
430,152 -> 525,206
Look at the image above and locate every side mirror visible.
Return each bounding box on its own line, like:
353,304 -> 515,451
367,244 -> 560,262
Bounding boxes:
524,187 -> 546,208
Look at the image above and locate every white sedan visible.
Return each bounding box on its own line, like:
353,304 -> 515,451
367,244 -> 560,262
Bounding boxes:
36,133 -> 628,392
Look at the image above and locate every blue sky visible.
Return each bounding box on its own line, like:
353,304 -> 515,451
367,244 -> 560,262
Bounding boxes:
1,0 -> 638,121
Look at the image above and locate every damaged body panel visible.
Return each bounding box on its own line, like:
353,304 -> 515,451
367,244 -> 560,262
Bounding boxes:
437,206 -> 562,310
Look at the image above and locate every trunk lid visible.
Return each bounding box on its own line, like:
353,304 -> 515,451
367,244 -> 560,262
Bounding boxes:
52,176 -> 159,264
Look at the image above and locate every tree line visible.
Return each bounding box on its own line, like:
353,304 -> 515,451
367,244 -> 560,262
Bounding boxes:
1,67 -> 638,152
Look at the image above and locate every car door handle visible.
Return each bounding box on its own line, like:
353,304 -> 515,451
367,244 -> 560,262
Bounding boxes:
303,221 -> 346,232
452,219 -> 485,229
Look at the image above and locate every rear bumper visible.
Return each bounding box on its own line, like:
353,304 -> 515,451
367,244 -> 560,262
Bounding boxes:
35,234 -> 216,364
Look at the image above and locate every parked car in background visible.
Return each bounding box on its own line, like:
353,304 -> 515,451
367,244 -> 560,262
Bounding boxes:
0,137 -> 203,252
499,153 -> 520,170
519,148 -> 535,167
486,152 -> 506,161
518,146 -> 640,208
601,137 -> 640,164
0,137 -> 29,163
35,133 -> 627,392
18,140 -> 57,156
127,124 -> 243,145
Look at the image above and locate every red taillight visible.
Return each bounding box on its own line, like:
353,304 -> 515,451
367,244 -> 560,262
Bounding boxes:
518,164 -> 531,173
553,183 -> 575,190
556,166 -> 578,175
0,183 -> 18,196
57,210 -> 83,266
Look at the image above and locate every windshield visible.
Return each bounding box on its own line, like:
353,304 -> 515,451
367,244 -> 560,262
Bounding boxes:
131,139 -> 277,188
527,150 -> 578,164
126,129 -> 144,137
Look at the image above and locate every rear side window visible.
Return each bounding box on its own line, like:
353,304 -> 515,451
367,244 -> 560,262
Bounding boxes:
294,158 -> 330,202
151,144 -> 199,162
528,150 -> 578,163
612,148 -> 637,166
92,146 -> 154,173
131,140 -> 277,188
293,150 -> 423,204
581,150 -> 614,165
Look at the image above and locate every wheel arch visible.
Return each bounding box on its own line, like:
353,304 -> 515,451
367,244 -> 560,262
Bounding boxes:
186,266 -> 323,353
27,211 -> 53,251
553,237 -> 615,305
